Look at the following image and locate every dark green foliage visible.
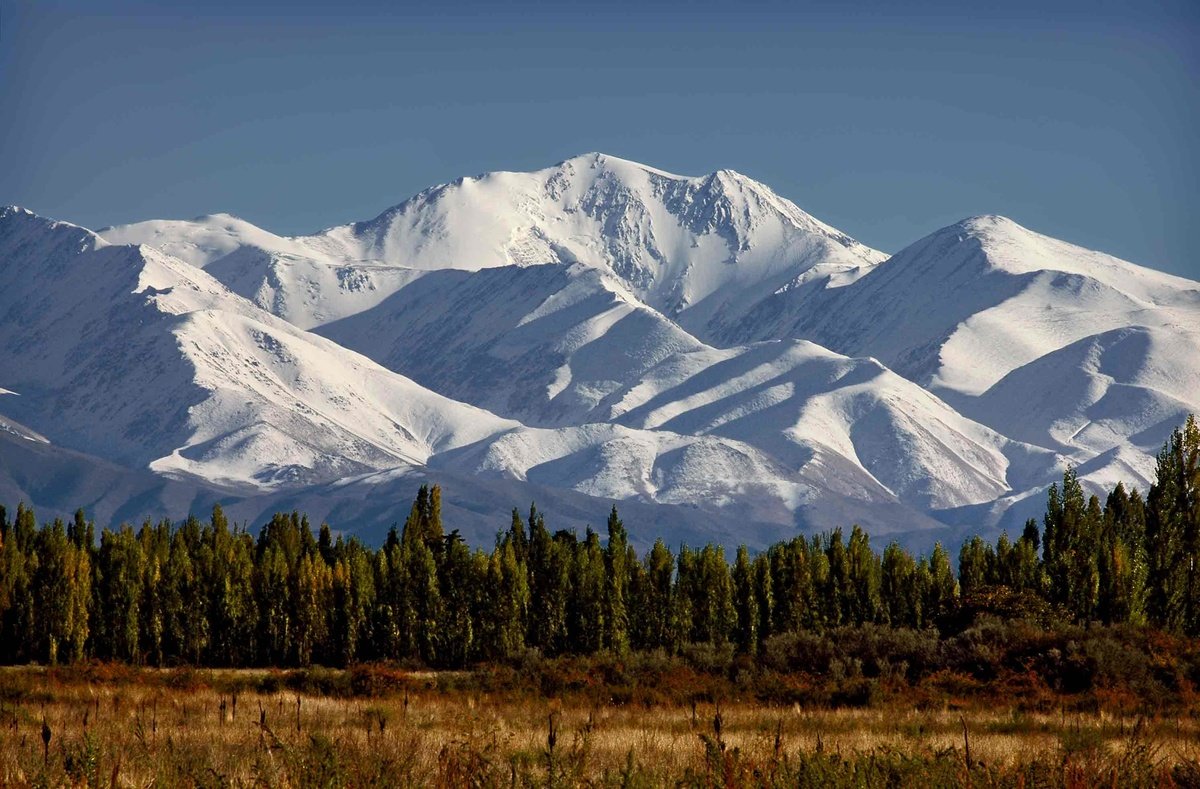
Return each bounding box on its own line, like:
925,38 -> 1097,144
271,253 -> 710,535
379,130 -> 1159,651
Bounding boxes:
1145,415 -> 1200,635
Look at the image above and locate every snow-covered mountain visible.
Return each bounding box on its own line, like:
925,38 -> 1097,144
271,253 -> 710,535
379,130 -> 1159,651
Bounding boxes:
0,204 -> 965,543
4,155 -> 1198,548
724,214 -> 1200,488
102,153 -> 885,338
0,207 -> 517,489
319,262 -> 707,426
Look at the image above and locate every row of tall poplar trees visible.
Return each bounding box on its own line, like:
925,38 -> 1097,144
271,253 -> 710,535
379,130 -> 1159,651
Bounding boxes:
0,416 -> 1197,668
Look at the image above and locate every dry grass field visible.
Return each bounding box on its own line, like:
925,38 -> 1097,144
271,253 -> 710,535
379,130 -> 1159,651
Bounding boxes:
1,665 -> 1198,787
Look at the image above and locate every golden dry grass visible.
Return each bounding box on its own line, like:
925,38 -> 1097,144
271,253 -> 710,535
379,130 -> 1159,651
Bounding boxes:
0,666 -> 1197,787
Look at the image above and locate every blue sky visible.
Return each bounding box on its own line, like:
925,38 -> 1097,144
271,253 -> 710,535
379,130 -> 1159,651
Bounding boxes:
2,0 -> 1196,278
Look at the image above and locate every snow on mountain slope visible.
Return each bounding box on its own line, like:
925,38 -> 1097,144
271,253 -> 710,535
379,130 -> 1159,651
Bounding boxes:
315,257 -> 1060,521
728,215 -> 1200,397
0,206 -> 517,488
99,215 -> 425,329
590,339 -> 1059,511
300,153 -> 885,335
99,213 -> 333,268
319,262 -> 706,425
1,206 -> 962,539
969,324 -> 1200,484
100,154 -> 885,341
720,214 -> 1200,495
11,152 -> 1197,549
431,420 -> 947,537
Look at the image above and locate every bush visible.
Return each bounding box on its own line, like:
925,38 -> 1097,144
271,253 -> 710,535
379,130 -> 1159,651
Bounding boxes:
760,631 -> 837,675
283,666 -> 354,697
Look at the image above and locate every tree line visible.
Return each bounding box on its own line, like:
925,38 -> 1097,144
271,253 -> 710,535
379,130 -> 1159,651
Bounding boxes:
0,416 -> 1196,668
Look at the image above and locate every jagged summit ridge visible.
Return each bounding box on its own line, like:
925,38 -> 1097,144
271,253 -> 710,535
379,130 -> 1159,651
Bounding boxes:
293,152 -> 885,329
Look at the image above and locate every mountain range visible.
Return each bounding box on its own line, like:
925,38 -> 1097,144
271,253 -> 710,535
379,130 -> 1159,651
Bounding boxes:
3,152 -> 1197,550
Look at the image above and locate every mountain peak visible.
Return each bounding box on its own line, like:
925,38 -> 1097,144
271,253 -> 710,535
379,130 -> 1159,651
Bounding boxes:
1,205 -> 36,219
191,212 -> 248,224
1,205 -> 106,253
955,214 -> 1025,236
552,151 -> 685,180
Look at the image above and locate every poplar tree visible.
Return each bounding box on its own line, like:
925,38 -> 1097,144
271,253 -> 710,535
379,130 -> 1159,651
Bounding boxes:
731,545 -> 758,653
404,532 -> 442,664
485,539 -> 528,659
925,543 -> 958,624
569,529 -> 605,654
752,552 -> 773,648
602,507 -> 630,654
96,525 -> 143,662
958,536 -> 992,597
527,505 -> 569,654
32,520 -> 91,664
881,542 -> 919,628
0,504 -> 36,663
293,552 -> 332,666
693,545 -> 734,645
637,539 -> 674,651
438,531 -> 478,666
672,546 -> 698,649
846,525 -> 881,624
823,529 -> 850,627
1146,416 -> 1200,634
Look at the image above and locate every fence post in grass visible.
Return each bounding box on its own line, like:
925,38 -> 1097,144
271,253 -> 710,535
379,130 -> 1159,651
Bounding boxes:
546,711 -> 558,787
773,717 -> 783,767
296,694 -> 301,734
960,713 -> 972,785
41,715 -> 51,766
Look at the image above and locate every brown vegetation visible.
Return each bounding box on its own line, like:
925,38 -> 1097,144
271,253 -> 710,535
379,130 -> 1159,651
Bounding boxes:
1,661 -> 1197,787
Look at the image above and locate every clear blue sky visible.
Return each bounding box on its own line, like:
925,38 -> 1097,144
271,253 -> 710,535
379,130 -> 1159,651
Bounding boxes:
2,0 -> 1197,278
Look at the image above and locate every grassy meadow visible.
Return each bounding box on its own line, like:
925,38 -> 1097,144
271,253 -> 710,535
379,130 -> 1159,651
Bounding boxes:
2,662 -> 1198,788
